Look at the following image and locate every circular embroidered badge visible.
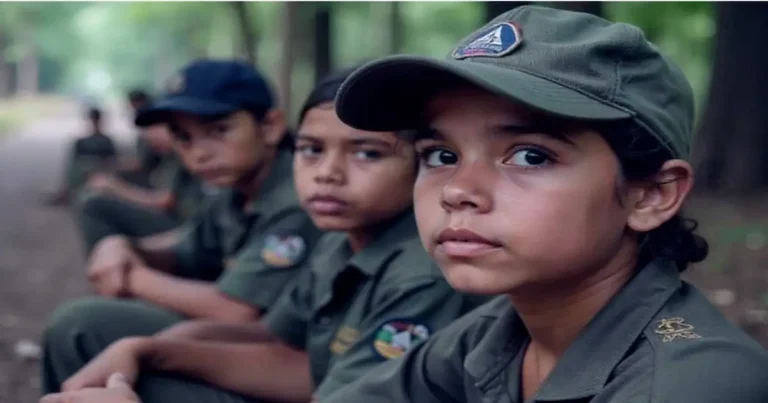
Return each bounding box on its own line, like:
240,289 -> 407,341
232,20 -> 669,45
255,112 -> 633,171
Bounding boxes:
372,320 -> 430,359
260,234 -> 307,268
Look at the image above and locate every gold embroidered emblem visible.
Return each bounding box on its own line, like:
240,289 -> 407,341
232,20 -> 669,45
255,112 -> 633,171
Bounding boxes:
329,326 -> 360,355
654,317 -> 701,343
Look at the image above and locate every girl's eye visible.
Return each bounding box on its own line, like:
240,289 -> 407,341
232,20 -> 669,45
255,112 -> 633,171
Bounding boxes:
354,150 -> 382,160
421,148 -> 458,168
297,144 -> 321,157
505,148 -> 552,167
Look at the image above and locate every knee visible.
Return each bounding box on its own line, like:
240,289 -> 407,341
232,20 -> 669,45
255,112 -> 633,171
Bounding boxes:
44,297 -> 116,351
75,192 -> 113,218
44,297 -> 181,354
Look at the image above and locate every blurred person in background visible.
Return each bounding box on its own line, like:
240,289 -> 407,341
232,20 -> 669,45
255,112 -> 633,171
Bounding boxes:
44,106 -> 117,206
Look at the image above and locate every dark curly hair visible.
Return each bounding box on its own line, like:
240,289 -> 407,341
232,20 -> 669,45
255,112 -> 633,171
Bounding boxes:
597,121 -> 708,272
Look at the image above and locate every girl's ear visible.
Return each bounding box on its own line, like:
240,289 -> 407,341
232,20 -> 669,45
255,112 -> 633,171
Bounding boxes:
627,159 -> 694,232
261,109 -> 287,147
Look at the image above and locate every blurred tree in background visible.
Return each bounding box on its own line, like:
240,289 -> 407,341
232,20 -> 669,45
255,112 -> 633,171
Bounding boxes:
4,1 -> 768,193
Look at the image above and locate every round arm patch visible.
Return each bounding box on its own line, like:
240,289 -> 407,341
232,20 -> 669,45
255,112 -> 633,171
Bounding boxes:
372,320 -> 431,359
261,234 -> 307,268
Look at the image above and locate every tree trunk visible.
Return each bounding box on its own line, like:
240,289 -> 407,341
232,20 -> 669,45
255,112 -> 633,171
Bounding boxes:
0,28 -> 11,97
279,2 -> 298,117
16,24 -> 38,95
380,2 -> 401,55
548,2 -> 602,16
314,5 -> 332,84
485,2 -> 528,22
694,3 -> 768,194
231,1 -> 257,65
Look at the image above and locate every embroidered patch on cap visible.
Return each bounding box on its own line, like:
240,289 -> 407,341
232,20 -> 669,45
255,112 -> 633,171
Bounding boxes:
452,22 -> 522,59
166,73 -> 185,94
372,320 -> 430,359
261,234 -> 306,268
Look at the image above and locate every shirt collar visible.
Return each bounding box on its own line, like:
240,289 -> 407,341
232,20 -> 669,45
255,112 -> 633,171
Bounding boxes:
465,259 -> 683,401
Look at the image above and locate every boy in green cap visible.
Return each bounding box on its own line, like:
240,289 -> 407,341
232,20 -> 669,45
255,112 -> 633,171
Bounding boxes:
316,5 -> 768,403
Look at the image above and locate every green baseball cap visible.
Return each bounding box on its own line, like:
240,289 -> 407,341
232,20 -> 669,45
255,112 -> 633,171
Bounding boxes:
335,5 -> 694,158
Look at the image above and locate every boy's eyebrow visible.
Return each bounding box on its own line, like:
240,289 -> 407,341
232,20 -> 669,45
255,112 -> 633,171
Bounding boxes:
491,123 -> 576,146
295,133 -> 393,147
414,127 -> 442,142
294,133 -> 321,142
415,124 -> 575,146
200,113 -> 235,124
348,137 -> 392,147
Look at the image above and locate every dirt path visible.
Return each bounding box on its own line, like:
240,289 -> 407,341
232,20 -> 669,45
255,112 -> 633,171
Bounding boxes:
0,101 -> 134,403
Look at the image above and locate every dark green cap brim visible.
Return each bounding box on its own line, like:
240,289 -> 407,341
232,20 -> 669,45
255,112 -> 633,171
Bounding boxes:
336,55 -> 635,132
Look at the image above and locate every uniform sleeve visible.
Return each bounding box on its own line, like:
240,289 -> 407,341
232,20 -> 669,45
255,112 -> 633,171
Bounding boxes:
261,268 -> 313,349
171,201 -> 224,281
313,277 -> 470,400
216,209 -> 319,310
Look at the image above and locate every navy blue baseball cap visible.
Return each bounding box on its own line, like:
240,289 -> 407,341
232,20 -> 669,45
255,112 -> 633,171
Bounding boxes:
135,59 -> 275,127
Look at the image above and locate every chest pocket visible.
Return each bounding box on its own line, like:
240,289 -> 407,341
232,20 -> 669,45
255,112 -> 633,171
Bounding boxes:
307,268 -> 368,386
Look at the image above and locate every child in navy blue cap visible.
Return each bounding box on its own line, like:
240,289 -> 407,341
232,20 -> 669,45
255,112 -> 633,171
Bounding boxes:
41,59 -> 324,397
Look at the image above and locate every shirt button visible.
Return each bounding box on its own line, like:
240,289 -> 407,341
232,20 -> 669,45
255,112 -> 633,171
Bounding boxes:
317,316 -> 332,326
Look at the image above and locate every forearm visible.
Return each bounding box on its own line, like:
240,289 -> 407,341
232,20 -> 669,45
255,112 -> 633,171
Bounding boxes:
132,230 -> 182,270
107,179 -> 172,210
128,266 -> 259,322
155,320 -> 271,343
142,339 -> 313,403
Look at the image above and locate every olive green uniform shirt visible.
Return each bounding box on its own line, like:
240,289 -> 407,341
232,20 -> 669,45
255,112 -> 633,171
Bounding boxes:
173,150 -> 323,310
264,210 -> 490,400
323,259 -> 768,403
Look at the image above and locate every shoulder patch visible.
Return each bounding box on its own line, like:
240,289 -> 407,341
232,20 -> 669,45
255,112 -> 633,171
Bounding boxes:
261,234 -> 307,268
452,22 -> 522,60
372,320 -> 430,359
654,317 -> 701,343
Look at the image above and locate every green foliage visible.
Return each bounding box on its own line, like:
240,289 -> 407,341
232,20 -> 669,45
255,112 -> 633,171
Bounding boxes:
0,1 -> 716,116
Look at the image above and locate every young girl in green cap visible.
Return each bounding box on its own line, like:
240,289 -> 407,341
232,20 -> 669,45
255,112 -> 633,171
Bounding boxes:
320,5 -> 768,403
40,66 -> 485,403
